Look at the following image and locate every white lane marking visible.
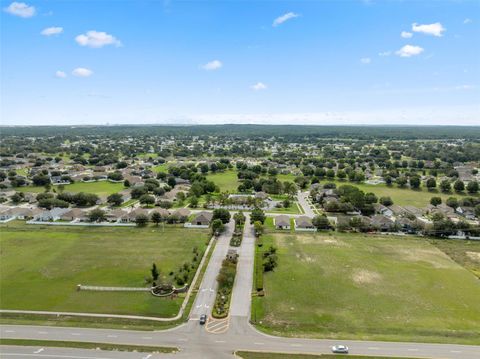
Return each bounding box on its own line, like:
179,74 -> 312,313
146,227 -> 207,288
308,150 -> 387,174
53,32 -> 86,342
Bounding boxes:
254,342 -> 264,345
5,330 -> 16,333
71,333 -> 81,336
34,348 -> 45,354
203,304 -> 210,308
3,353 -> 121,359
142,355 -> 152,359
407,348 -> 419,351
106,335 -> 117,338
215,340 -> 226,343
195,305 -> 202,308
290,344 -> 302,347
38,331 -> 48,334
142,336 -> 152,340
178,338 -> 188,342
450,350 -> 462,353
368,347 -> 379,350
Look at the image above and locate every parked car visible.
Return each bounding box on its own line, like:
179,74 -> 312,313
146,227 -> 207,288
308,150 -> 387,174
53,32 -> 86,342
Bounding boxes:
199,314 -> 207,325
331,345 -> 349,353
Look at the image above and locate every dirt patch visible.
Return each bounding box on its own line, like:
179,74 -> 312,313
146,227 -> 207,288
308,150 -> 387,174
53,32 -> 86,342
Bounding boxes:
352,269 -> 381,285
396,246 -> 455,269
466,251 -> 480,263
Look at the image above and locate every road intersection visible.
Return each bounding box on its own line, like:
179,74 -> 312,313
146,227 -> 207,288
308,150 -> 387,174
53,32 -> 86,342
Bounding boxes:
2,218 -> 480,358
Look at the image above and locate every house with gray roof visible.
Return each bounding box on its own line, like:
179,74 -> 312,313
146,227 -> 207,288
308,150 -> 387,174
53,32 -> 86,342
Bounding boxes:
274,215 -> 290,230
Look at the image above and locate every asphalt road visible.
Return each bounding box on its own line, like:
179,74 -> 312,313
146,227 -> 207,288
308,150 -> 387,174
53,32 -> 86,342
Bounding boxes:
189,220 -> 234,320
2,214 -> 480,358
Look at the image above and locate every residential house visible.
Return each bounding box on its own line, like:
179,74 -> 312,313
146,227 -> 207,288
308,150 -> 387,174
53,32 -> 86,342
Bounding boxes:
126,208 -> 150,222
294,216 -> 315,231
34,207 -> 70,222
371,215 -> 394,232
190,211 -> 213,226
274,215 -> 290,230
373,203 -> 393,217
60,208 -> 88,222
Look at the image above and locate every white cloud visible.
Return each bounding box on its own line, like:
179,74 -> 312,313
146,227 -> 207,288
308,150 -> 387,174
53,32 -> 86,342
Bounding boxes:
401,31 -> 413,38
378,51 -> 391,57
396,44 -> 424,57
463,18 -> 472,24
272,12 -> 299,27
41,27 -> 63,36
55,71 -> 67,78
75,31 -> 121,48
72,68 -> 93,77
412,22 -> 445,37
251,82 -> 267,91
4,2 -> 35,17
201,60 -> 222,71
360,57 -> 371,64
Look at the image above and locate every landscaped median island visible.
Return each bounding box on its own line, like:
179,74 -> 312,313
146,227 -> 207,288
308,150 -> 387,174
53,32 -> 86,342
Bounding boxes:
251,231 -> 480,344
0,221 -> 209,320
212,250 -> 238,318
0,339 -> 177,353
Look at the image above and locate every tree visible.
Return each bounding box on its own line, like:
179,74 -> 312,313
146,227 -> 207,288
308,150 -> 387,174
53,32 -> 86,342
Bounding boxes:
312,214 -> 330,230
151,211 -> 162,226
396,177 -> 407,188
430,197 -> 442,206
107,193 -> 123,206
250,207 -> 266,224
189,196 -> 199,208
151,263 -> 159,282
426,177 -> 436,190
139,194 -> 155,206
10,192 -> 24,204
379,196 -> 393,206
467,180 -> 479,194
135,214 -> 149,227
365,192 -> 378,204
453,180 -> 465,193
253,221 -> 264,237
409,176 -> 421,189
212,208 -> 231,224
233,211 -> 246,228
88,208 -> 106,222
446,197 -> 459,209
440,179 -> 451,193
211,218 -> 225,235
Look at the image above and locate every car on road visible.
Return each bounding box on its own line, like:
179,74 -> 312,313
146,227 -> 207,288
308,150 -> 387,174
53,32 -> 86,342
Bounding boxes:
331,345 -> 349,353
199,314 -> 207,325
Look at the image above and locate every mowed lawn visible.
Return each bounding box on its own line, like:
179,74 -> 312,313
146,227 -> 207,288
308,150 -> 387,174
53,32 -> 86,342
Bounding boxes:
206,169 -> 241,192
17,181 -> 125,197
0,222 -> 209,317
318,179 -> 478,208
253,232 -> 480,344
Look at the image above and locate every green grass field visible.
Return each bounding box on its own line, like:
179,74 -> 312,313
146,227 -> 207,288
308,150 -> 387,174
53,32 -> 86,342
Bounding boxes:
0,222 -> 209,317
236,352 -> 420,359
318,179 -> 477,208
431,239 -> 480,278
206,169 -> 241,192
17,181 -> 125,196
252,232 -> 480,344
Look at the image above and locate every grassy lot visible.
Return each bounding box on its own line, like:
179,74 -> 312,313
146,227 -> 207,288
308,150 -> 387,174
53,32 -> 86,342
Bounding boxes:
431,239 -> 480,278
0,339 -> 176,353
318,179 -> 477,208
206,169 -> 241,192
252,232 -> 480,344
152,163 -> 171,173
0,222 -> 209,317
17,181 -> 125,196
236,352 -> 420,359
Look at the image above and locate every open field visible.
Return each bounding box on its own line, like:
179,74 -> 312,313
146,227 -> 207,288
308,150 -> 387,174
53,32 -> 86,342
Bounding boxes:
431,239 -> 480,278
0,222 -> 209,317
252,232 -> 480,344
318,179 -> 478,208
206,169 -> 241,192
17,181 -> 125,196
236,352 -> 420,359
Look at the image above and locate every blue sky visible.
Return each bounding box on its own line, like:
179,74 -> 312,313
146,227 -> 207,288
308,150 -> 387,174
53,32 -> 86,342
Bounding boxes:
1,0 -> 479,125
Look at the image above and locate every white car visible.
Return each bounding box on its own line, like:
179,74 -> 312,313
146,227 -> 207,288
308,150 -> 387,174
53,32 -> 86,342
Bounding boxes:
331,344 -> 349,354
